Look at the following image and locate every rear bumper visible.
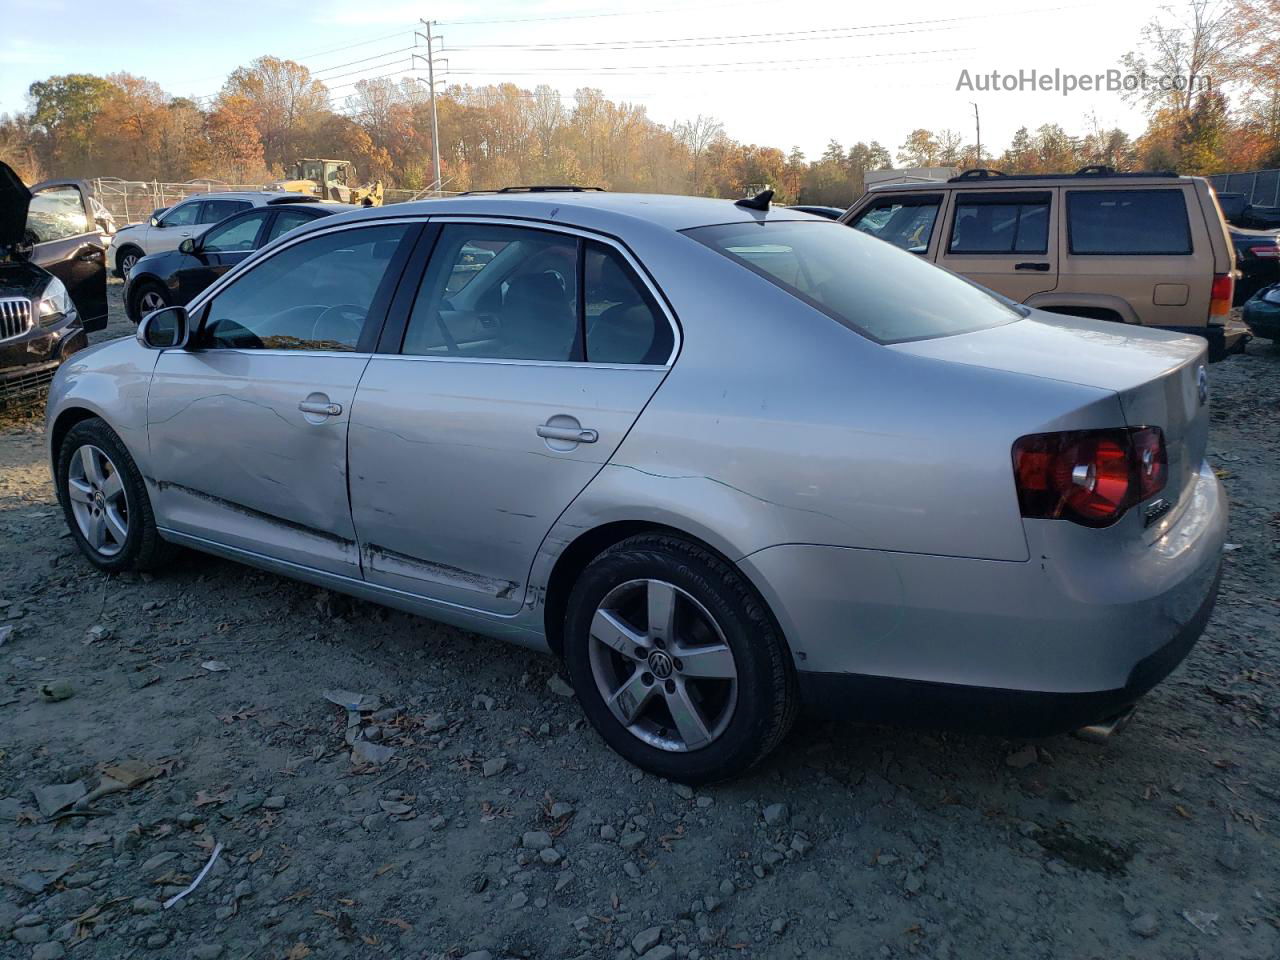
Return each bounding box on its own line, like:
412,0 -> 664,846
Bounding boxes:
739,462 -> 1226,737
1153,323 -> 1247,361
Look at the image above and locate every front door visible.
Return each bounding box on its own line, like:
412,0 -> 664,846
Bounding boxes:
349,221 -> 677,615
936,189 -> 1060,301
27,182 -> 107,330
172,209 -> 271,304
147,220 -> 415,576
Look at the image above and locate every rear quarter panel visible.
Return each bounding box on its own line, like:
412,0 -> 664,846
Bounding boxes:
533,234 -> 1125,573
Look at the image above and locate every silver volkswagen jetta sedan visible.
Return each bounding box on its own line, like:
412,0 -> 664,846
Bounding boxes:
46,191 -> 1226,782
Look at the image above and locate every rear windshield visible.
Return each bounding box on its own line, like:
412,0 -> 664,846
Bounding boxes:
684,220 -> 1020,343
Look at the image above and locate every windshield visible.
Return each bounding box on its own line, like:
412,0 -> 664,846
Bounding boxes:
299,161 -> 323,181
684,220 -> 1020,343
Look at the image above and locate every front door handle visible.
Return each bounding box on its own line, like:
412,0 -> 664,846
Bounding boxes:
537,424 -> 598,444
299,399 -> 342,417
1014,262 -> 1051,272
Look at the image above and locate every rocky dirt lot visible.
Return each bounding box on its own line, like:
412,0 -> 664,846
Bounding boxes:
1,286 -> 1278,960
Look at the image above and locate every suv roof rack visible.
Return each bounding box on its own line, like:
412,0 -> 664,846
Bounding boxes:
946,166 -> 1179,183
459,185 -> 605,196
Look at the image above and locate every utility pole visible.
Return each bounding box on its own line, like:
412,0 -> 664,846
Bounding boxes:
414,20 -> 446,194
970,101 -> 982,166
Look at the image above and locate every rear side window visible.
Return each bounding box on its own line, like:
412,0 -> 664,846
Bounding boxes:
848,194 -> 940,254
584,240 -> 672,364
1067,189 -> 1191,255
948,192 -> 1050,254
200,199 -> 251,224
687,220 -> 1019,344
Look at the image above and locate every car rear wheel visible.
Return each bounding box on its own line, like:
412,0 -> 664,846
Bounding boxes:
130,280 -> 170,323
563,534 -> 797,783
57,418 -> 175,573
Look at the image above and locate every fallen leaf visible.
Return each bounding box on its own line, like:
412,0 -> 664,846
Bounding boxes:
285,945 -> 311,960
1174,803 -> 1193,819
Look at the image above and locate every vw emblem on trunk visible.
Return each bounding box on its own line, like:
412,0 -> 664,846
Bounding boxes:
1197,365 -> 1208,406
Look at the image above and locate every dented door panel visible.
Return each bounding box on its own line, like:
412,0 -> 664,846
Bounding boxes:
348,357 -> 666,615
147,349 -> 370,576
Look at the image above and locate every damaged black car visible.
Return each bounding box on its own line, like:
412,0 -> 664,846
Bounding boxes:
1,161 -> 107,404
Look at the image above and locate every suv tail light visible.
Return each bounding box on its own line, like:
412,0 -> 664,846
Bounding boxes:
1248,244 -> 1280,260
1012,427 -> 1167,527
1209,273 -> 1233,323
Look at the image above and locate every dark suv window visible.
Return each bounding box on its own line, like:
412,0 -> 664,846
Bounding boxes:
948,192 -> 1050,254
1067,189 -> 1192,255
848,194 -> 941,254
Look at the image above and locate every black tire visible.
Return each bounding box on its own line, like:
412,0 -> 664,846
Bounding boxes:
56,418 -> 176,574
115,245 -> 143,277
563,534 -> 797,783
128,279 -> 170,323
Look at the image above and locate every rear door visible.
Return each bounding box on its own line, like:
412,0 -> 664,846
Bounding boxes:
936,189 -> 1059,301
26,181 -> 107,330
348,220 -> 678,615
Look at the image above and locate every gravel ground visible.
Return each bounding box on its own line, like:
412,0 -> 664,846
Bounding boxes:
1,285 -> 1278,960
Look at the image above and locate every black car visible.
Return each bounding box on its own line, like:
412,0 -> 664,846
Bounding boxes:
1242,283 -> 1280,341
1217,192 -> 1280,231
786,204 -> 846,219
124,200 -> 338,322
1229,226 -> 1280,305
1,162 -> 107,403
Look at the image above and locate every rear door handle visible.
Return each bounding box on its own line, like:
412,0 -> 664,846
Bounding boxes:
1014,262 -> 1051,272
537,424 -> 598,443
299,399 -> 342,416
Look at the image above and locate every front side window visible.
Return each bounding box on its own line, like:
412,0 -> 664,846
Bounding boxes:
687,220 -> 1019,344
160,202 -> 201,227
1067,189 -> 1192,255
948,192 -> 1050,254
403,224 -> 580,361
198,223 -> 409,352
27,186 -> 89,243
848,194 -> 941,254
200,212 -> 268,253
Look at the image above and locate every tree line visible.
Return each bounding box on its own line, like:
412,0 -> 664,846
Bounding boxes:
1,0 -> 1276,206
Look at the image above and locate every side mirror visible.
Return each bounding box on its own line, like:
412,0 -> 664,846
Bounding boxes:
136,305 -> 189,350
178,238 -> 197,254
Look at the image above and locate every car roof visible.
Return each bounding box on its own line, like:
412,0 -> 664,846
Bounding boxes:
175,191 -> 312,204
307,191 -> 831,236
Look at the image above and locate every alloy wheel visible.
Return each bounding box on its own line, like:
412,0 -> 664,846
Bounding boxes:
66,444 -> 130,557
588,578 -> 738,752
139,289 -> 166,314
121,253 -> 139,273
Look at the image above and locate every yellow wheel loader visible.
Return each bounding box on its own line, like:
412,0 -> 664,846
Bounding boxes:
268,159 -> 384,207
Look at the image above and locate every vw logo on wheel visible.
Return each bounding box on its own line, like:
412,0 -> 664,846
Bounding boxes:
647,650 -> 674,679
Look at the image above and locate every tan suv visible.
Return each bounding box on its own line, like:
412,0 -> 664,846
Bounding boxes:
842,166 -> 1238,358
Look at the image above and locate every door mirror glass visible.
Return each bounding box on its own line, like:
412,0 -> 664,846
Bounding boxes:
179,238 -> 196,254
137,305 -> 188,349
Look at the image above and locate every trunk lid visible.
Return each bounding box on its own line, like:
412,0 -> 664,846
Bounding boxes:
891,311 -> 1210,504
0,161 -> 32,256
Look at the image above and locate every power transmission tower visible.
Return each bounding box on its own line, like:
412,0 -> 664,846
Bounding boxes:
414,20 -> 448,194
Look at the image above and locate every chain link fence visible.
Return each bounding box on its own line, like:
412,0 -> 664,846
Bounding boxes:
90,179 -> 449,225
1208,169 -> 1280,207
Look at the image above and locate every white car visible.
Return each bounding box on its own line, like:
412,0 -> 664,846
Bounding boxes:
108,192 -> 321,276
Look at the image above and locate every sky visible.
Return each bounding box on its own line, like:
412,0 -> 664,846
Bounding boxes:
0,0 -> 1166,162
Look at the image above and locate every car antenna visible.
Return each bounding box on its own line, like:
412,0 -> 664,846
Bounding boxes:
735,188 -> 774,211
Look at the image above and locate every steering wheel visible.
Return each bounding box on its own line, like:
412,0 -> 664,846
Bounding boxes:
310,303 -> 366,347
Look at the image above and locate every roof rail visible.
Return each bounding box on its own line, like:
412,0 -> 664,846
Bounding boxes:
950,168 -> 1008,181
459,185 -> 605,196
945,166 -> 1182,183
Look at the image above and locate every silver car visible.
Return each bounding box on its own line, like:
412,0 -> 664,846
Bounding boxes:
46,191 -> 1226,782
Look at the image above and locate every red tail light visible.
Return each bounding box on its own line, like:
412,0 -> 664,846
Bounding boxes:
1248,244 -> 1280,260
1012,427 -> 1167,527
1209,273 -> 1233,322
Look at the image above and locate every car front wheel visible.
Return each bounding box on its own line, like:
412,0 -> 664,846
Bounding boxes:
563,534 -> 797,783
116,246 -> 143,276
56,418 -> 174,573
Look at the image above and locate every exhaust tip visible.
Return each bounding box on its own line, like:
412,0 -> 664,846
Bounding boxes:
1074,706 -> 1137,744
